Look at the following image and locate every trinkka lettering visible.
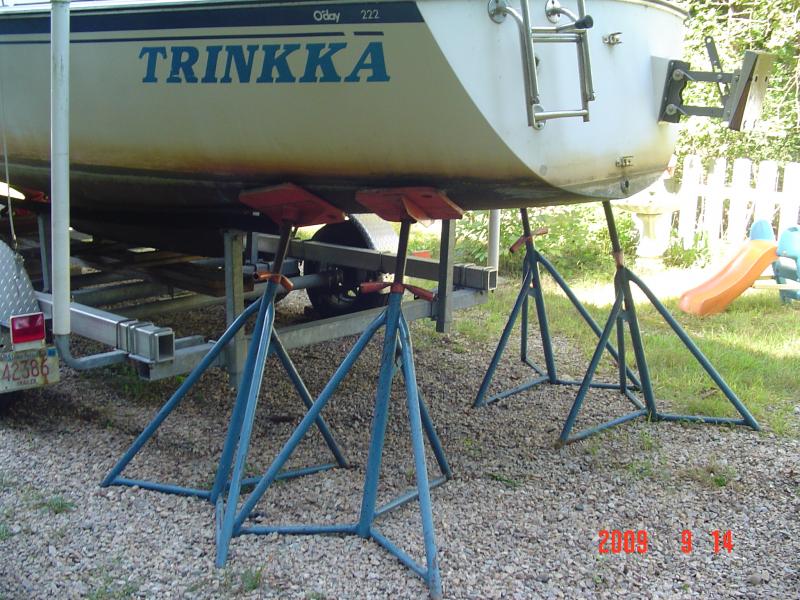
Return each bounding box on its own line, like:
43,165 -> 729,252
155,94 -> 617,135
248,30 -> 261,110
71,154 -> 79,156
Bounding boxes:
139,42 -> 390,84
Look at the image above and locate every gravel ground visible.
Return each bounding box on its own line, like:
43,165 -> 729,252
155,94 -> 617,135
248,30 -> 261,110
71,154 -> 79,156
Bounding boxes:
1,290 -> 798,599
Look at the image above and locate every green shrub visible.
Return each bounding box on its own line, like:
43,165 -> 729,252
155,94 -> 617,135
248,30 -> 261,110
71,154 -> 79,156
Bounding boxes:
455,205 -> 639,279
662,234 -> 710,268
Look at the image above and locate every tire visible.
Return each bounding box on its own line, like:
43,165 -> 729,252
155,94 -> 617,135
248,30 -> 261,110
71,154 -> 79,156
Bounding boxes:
304,220 -> 390,318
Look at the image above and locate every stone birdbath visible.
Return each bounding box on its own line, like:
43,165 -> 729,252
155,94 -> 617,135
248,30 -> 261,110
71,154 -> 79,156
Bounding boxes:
616,175 -> 680,259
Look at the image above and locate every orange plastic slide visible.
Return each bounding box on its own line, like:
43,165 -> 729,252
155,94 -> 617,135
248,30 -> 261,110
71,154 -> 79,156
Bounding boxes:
679,240 -> 778,316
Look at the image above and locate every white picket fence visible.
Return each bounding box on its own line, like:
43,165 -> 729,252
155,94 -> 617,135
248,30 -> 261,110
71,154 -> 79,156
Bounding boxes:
674,155 -> 800,250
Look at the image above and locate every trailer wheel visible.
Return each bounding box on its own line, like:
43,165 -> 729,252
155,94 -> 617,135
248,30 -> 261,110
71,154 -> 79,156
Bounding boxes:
304,218 -> 394,318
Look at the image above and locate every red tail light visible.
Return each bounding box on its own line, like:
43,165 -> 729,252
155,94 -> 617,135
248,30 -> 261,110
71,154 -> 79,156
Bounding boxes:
10,312 -> 46,345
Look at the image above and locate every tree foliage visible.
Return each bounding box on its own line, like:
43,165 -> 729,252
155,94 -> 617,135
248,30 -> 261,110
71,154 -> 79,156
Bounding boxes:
676,0 -> 799,163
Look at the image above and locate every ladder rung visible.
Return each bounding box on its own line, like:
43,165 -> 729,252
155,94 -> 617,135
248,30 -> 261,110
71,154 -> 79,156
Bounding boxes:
535,109 -> 589,121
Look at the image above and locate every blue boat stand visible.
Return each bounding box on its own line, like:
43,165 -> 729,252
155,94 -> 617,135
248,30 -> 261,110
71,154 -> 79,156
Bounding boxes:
475,207 -> 642,408
101,221 -> 348,500
476,203 -> 760,444
215,220 -> 451,599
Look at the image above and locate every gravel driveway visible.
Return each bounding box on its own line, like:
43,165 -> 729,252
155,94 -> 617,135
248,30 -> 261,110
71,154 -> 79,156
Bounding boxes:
1,298 -> 798,599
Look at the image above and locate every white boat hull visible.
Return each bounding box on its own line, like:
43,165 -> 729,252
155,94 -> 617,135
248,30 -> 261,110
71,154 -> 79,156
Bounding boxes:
0,0 -> 686,245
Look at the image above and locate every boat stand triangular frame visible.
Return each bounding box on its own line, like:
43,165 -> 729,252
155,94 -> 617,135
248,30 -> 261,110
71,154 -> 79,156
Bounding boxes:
559,204 -> 760,443
474,204 -> 760,445
215,220 -> 452,600
101,223 -> 348,501
474,207 -> 641,408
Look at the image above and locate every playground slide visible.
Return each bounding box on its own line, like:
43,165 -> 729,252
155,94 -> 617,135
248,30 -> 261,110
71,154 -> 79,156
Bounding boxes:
679,240 -> 778,316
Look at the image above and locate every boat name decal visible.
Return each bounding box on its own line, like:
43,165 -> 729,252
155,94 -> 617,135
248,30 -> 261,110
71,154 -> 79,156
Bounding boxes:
139,42 -> 390,84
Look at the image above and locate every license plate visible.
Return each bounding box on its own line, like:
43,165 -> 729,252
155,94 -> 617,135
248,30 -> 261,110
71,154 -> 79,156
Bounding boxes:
0,347 -> 60,393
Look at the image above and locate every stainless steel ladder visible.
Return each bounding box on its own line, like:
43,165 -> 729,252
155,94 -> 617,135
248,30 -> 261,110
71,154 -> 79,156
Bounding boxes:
489,0 -> 595,129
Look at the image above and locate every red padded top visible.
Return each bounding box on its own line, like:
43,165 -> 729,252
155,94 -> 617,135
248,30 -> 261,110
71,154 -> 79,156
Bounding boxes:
355,187 -> 463,223
239,184 -> 346,227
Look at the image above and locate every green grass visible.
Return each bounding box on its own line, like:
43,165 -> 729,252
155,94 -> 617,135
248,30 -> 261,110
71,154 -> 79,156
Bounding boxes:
683,460 -> 738,488
461,437 -> 483,458
86,577 -> 139,600
240,567 -> 263,593
36,495 -> 76,515
0,523 -> 12,541
625,458 -> 655,479
455,278 -> 799,436
0,472 -> 14,490
486,472 -> 521,489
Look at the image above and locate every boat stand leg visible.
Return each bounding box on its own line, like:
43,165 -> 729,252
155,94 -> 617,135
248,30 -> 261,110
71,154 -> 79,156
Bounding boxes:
473,267 -> 535,407
558,201 -> 759,443
270,332 -> 348,468
357,292 -> 402,536
101,296 -> 263,493
559,290 -> 629,443
214,281 -> 279,560
394,312 -> 442,599
417,392 -> 453,480
522,209 -> 558,381
215,221 -> 335,562
209,285 -> 274,504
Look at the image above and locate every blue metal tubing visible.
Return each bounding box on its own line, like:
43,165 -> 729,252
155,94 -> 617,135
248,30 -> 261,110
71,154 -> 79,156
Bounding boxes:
625,269 -> 760,430
522,209 -> 557,382
210,289 -> 274,504
656,414 -> 747,425
357,293 -> 403,537
616,309 -> 628,395
101,296 -> 263,488
231,310 -> 387,534
417,396 -> 452,479
217,281 -> 280,566
375,475 -> 448,518
520,276 -> 530,364
521,357 -> 547,377
559,292 -> 625,444
210,285 -> 274,503
270,333 -> 348,467
535,250 -> 642,389
474,267 -> 534,407
371,528 -> 428,580
110,477 -> 211,499
485,376 -> 645,407
398,317 -> 451,479
484,375 -> 550,405
617,271 -> 658,417
398,312 -> 442,598
240,463 -> 338,487
565,409 -> 649,444
623,388 -> 647,411
557,379 -> 640,392
240,523 -> 359,536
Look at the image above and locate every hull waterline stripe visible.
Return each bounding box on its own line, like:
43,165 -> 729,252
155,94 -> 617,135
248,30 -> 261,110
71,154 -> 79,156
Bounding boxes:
0,31 -> 347,45
0,2 -> 423,35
